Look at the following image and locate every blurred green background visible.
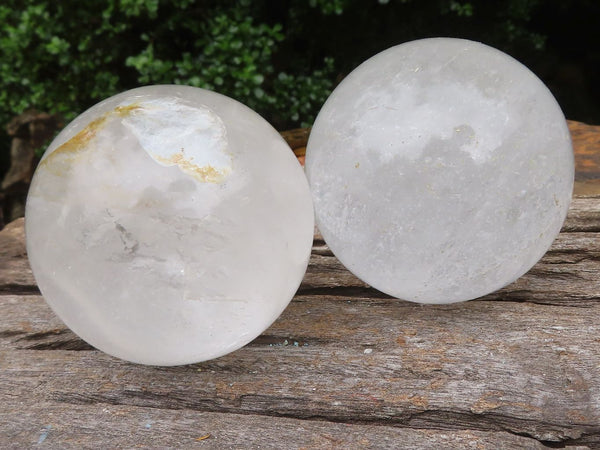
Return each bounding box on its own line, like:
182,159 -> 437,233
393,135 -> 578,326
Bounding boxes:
1,0 -> 599,179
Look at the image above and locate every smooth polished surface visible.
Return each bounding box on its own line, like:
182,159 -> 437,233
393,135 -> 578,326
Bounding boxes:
25,85 -> 314,365
306,38 -> 574,303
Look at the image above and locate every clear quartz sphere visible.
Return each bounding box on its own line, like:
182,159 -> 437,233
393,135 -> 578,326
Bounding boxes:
306,38 -> 574,304
26,85 -> 314,365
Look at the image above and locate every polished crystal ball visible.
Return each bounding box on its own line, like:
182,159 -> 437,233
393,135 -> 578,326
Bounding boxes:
306,38 -> 573,304
26,85 -> 314,365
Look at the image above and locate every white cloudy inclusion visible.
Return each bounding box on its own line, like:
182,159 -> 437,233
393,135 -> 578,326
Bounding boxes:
26,85 -> 314,365
306,38 -> 574,304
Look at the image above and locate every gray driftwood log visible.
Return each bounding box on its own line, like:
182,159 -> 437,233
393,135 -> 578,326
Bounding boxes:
1,193 -> 600,449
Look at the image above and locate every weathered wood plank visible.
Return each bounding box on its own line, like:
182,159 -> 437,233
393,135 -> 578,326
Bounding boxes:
569,120 -> 600,181
0,218 -> 36,293
280,127 -> 311,151
1,292 -> 600,446
0,402 -> 549,450
562,197 -> 600,232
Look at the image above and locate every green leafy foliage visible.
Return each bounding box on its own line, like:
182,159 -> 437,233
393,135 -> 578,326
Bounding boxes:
1,0 -> 596,177
309,0 -> 348,15
125,11 -> 287,115
273,58 -> 336,127
0,0 -> 336,136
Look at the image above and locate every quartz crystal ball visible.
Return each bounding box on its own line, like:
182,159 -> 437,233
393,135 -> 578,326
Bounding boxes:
306,38 -> 573,304
26,85 -> 314,365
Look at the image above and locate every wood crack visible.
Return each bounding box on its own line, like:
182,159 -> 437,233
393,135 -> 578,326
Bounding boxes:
479,294 -> 598,308
9,328 -> 94,351
47,391 -> 600,447
0,285 -> 40,295
296,285 -> 392,298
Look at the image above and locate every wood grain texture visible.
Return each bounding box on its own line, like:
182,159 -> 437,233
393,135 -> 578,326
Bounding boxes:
569,121 -> 600,181
1,195 -> 600,448
0,218 -> 37,294
1,402 -> 548,449
2,293 -> 599,448
280,127 -> 311,151
570,121 -> 600,197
